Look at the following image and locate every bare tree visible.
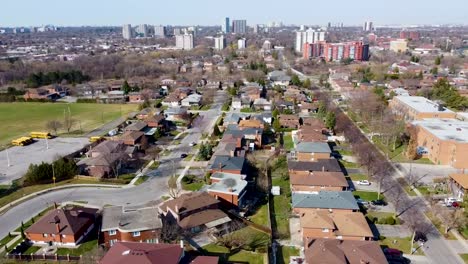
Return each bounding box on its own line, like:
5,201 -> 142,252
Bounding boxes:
63,114 -> 76,133
146,146 -> 162,161
201,88 -> 216,106
167,175 -> 180,198
46,120 -> 62,135
433,204 -> 465,235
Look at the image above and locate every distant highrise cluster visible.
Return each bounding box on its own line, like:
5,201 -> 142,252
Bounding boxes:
295,28 -> 326,53
154,25 -> 167,38
122,24 -> 133,39
363,21 -> 373,32
232,20 -> 247,34
176,33 -> 194,50
222,17 -> 230,33
303,41 -> 370,61
136,24 -> 149,38
214,35 -> 226,50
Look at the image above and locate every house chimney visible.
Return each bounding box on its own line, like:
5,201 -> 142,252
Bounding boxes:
180,240 -> 184,249
218,162 -> 222,172
54,202 -> 58,209
175,205 -> 179,213
322,166 -> 325,172
56,223 -> 61,234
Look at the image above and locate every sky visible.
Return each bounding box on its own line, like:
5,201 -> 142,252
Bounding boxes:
1,0 -> 467,27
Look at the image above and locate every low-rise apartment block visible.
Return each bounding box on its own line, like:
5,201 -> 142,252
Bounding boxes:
389,96 -> 456,121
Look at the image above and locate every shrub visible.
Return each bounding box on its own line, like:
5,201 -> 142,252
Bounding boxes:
76,98 -> 97,103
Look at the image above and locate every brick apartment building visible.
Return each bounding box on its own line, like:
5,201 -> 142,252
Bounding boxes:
303,41 -> 370,61
389,96 -> 456,121
412,118 -> 468,169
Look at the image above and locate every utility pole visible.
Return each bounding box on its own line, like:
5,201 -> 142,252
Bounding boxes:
45,137 -> 49,150
52,163 -> 56,186
6,147 -> 11,167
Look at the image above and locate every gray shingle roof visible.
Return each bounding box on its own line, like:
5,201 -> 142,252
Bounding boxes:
210,156 -> 246,171
101,205 -> 162,232
296,142 -> 331,153
292,191 -> 359,210
288,159 -> 342,172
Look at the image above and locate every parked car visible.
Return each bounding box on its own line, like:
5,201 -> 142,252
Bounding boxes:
357,180 -> 371,186
448,201 -> 460,208
384,248 -> 402,257
445,197 -> 462,206
356,198 -> 369,206
371,199 -> 387,206
413,231 -> 427,243
180,153 -> 188,158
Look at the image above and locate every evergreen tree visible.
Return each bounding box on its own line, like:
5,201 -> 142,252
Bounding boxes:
213,125 -> 221,137
435,56 -> 441,65
325,111 -> 336,130
122,80 -> 131,95
302,78 -> 311,88
317,101 -> 327,119
273,118 -> 281,132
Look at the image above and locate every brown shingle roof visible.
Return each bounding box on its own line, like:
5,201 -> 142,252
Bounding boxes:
304,239 -> 388,264
300,211 -> 373,238
290,171 -> 348,188
178,209 -> 229,229
159,192 -> 219,215
26,207 -> 97,236
450,174 -> 468,189
121,131 -> 145,142
99,242 -> 183,264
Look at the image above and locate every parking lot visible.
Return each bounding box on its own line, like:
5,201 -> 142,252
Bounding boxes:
0,137 -> 89,185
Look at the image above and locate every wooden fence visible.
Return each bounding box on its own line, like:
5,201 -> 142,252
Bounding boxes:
6,253 -> 81,262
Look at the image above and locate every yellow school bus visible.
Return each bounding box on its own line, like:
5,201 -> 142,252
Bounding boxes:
89,136 -> 103,143
12,137 -> 34,146
30,132 -> 52,139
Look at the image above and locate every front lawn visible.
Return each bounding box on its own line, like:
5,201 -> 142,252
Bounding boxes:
282,133 -> 294,151
339,159 -> 360,169
56,234 -> 98,256
348,173 -> 368,181
379,236 -> 424,255
250,201 -> 269,227
23,246 -> 41,255
183,154 -> 194,161
181,175 -> 204,191
134,176 -> 149,186
202,244 -> 265,264
117,174 -> 136,184
353,191 -> 383,201
278,246 -> 300,264
460,254 -> 468,263
366,211 -> 400,225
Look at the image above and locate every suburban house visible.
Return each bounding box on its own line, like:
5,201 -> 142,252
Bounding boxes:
253,98 -> 272,111
304,239 -> 388,264
181,93 -> 202,107
208,172 -> 248,207
162,94 -> 181,107
26,206 -> 98,246
210,155 -> 247,174
164,107 -> 189,122
275,100 -> 294,112
292,191 -> 360,214
299,102 -> 319,114
293,142 -> 332,161
389,96 -> 456,121
136,108 -> 153,120
279,115 -> 300,129
128,92 -> 143,103
99,242 -> 184,264
299,211 -> 373,241
288,159 -> 342,174
295,128 -> 328,143
191,256 -> 220,264
144,114 -> 167,131
225,124 -> 263,149
121,131 -> 148,149
124,121 -> 148,132
238,119 -> 264,129
158,192 -> 231,234
212,134 -> 245,157
23,88 -> 60,101
231,97 -> 251,110
77,140 -> 133,178
290,171 -> 349,192
268,70 -> 291,86
101,205 -> 162,248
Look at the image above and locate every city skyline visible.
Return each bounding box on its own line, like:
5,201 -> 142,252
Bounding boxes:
1,0 -> 467,27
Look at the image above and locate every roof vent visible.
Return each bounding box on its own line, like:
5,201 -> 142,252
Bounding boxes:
122,250 -> 130,255
456,128 -> 462,131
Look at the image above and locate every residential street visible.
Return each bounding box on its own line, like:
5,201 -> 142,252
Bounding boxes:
0,90 -> 227,240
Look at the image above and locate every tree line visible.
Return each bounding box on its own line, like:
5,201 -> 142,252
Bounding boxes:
26,70 -> 91,88
23,157 -> 77,186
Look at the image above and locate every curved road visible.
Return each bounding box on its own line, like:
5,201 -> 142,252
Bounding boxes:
0,90 -> 227,239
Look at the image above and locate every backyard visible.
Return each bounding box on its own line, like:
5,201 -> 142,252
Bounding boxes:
0,102 -> 137,145
271,156 -> 292,239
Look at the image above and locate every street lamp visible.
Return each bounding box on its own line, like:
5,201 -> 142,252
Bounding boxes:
6,147 -> 11,167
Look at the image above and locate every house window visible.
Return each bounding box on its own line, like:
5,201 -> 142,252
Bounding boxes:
109,230 -> 117,236
322,228 -> 329,232
61,235 -> 66,238
43,234 -> 48,237
109,239 -> 117,247
132,231 -> 141,237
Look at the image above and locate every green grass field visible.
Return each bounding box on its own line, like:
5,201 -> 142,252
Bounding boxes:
0,103 -> 137,145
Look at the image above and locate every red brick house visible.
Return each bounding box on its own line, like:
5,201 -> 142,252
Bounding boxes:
25,206 -> 98,246
101,205 -> 162,248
